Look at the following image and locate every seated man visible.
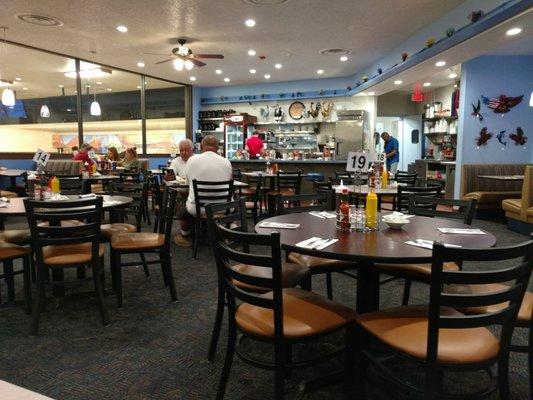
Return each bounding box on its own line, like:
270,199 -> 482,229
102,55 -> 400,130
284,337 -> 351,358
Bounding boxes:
174,135 -> 232,246
169,139 -> 194,177
72,142 -> 95,166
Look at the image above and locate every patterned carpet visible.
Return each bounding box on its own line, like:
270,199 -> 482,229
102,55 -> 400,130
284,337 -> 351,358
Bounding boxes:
0,215 -> 530,400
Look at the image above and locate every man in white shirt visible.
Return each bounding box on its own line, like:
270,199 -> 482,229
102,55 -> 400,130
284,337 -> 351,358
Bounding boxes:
169,139 -> 194,177
174,135 -> 232,246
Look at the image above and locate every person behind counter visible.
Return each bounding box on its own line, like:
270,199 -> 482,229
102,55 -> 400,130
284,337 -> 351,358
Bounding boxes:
72,142 -> 95,165
121,147 -> 142,171
381,131 -> 400,174
245,130 -> 264,159
107,146 -> 120,162
169,139 -> 194,177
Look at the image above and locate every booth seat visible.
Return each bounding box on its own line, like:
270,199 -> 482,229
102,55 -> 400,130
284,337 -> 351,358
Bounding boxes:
44,160 -> 83,175
461,163 -> 524,210
502,165 -> 533,232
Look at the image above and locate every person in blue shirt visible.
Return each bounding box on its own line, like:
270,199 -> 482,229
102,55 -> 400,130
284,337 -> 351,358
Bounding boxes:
381,132 -> 400,174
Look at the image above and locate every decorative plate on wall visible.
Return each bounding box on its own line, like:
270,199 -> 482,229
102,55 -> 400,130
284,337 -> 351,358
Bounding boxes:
288,101 -> 305,120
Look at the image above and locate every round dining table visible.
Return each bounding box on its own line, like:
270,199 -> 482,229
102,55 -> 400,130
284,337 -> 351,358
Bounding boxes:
256,212 -> 497,313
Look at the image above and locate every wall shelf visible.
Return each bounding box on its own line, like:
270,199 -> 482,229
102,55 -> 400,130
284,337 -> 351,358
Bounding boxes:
255,120 -> 336,126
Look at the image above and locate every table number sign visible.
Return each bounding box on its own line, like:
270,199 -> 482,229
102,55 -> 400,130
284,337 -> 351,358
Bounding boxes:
346,151 -> 370,172
32,149 -> 51,166
88,150 -> 97,159
170,152 -> 177,158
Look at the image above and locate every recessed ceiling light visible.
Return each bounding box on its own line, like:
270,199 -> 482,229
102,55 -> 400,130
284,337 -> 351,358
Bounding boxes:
96,81 -> 102,85
224,77 -> 230,82
189,76 -> 196,81
64,67 -> 112,79
367,91 -> 375,96
249,69 -> 256,74
137,61 -> 145,68
116,25 -> 128,33
248,49 -> 256,56
215,69 -> 222,75
15,77 -> 21,81
245,19 -> 256,27
394,80 -> 402,85
23,87 -> 28,90
58,85 -> 64,88
264,74 -> 271,79
274,63 -> 282,69
316,69 -> 324,75
86,84 -> 91,88
340,56 -> 348,62
106,88 -> 112,91
506,27 -> 522,36
136,86 -> 141,89
435,61 -> 446,67
448,73 -> 458,79
423,82 -> 431,87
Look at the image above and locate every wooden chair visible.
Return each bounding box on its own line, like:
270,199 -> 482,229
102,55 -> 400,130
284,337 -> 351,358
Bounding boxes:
205,198 -> 310,362
354,239 -> 533,400
119,171 -> 141,183
396,184 -> 442,212
313,180 -> 335,211
394,170 -> 417,185
208,217 -> 357,400
109,187 -> 177,307
266,171 -> 302,215
191,179 -> 234,258
376,196 -> 477,305
0,242 -> 32,314
276,193 -> 357,300
244,175 -> 264,224
57,175 -> 84,195
25,197 -> 108,335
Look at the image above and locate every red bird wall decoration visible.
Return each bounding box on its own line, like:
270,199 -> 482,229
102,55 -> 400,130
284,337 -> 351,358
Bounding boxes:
476,127 -> 493,147
509,127 -> 527,146
481,94 -> 523,114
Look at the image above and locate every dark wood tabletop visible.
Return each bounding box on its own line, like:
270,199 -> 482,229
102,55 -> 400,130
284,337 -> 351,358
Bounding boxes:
255,212 -> 497,313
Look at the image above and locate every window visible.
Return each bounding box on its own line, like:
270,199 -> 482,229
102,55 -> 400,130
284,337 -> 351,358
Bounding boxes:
145,78 -> 186,154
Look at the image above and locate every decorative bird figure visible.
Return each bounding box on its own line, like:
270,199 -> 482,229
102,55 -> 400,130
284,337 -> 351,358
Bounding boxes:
308,102 -> 321,118
471,99 -> 483,121
321,102 -> 334,118
476,127 -> 493,147
481,94 -> 523,114
509,127 -> 527,146
496,130 -> 507,146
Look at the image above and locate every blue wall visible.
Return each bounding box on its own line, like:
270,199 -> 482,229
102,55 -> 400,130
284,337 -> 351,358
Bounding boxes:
455,54 -> 533,196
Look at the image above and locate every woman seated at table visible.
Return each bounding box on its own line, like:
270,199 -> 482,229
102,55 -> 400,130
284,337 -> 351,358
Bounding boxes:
107,146 -> 120,162
120,147 -> 141,171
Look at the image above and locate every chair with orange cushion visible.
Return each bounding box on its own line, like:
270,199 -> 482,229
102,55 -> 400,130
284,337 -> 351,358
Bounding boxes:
0,241 -> 32,314
25,196 -> 108,335
354,239 -> 533,400
205,198 -> 310,362
109,187 -> 177,307
208,211 -> 357,400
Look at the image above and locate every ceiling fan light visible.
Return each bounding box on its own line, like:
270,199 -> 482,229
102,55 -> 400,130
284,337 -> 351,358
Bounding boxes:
40,104 -> 51,118
184,59 -> 194,70
90,100 -> 101,116
173,58 -> 184,71
1,88 -> 16,106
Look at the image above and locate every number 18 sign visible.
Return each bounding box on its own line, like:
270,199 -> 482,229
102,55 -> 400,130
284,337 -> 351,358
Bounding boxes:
346,152 -> 370,172
32,149 -> 51,166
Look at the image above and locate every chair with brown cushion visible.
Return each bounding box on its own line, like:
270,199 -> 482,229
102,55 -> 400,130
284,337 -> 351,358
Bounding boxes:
375,195 -> 477,305
205,198 -> 310,362
276,193 -> 357,300
0,190 -> 18,198
354,239 -> 533,400
24,196 -> 108,335
109,187 -> 177,307
208,215 -> 357,400
0,242 -> 32,314
191,179 -> 234,258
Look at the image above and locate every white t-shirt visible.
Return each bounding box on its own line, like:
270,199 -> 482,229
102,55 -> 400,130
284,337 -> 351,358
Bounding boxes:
184,151 -> 233,215
169,156 -> 188,177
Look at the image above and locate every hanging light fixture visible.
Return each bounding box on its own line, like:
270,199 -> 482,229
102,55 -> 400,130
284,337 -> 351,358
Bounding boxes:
40,104 -> 50,118
90,93 -> 101,116
184,59 -> 194,70
0,27 -> 15,107
173,58 -> 184,71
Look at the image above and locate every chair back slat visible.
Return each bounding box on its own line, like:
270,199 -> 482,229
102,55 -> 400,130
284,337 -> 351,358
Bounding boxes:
394,171 -> 417,185
408,195 -> 476,225
275,193 -> 331,215
119,171 -> 142,183
396,185 -> 441,211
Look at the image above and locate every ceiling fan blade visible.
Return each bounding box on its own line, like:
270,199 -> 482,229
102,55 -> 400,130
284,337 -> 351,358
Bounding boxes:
156,58 -> 175,64
189,58 -> 206,67
143,52 -> 173,56
193,54 -> 224,59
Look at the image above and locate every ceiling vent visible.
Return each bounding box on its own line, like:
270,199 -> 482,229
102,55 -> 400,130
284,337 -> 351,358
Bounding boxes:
15,14 -> 63,27
241,0 -> 289,5
320,48 -> 351,56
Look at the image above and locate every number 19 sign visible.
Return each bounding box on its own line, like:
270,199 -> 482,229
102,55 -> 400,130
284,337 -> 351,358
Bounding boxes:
346,152 -> 370,172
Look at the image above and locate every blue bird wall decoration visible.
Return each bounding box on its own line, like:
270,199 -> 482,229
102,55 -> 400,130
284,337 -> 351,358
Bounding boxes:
496,130 -> 507,146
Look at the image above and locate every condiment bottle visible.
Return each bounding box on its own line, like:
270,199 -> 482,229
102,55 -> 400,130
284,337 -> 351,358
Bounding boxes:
368,163 -> 376,188
381,163 -> 388,188
365,187 -> 378,230
91,163 -> 97,174
338,187 -> 350,231
50,176 -> 60,193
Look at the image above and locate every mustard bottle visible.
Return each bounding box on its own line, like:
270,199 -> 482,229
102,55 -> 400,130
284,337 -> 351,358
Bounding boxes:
51,176 -> 60,193
381,164 -> 388,188
365,187 -> 378,230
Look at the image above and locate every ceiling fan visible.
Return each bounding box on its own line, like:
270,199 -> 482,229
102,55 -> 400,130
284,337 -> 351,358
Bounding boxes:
146,39 -> 224,70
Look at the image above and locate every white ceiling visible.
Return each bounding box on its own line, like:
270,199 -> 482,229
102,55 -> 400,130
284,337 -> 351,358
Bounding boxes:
0,0 -> 467,87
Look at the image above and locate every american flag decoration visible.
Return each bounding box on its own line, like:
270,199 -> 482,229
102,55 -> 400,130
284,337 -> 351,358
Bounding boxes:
481,94 -> 523,115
